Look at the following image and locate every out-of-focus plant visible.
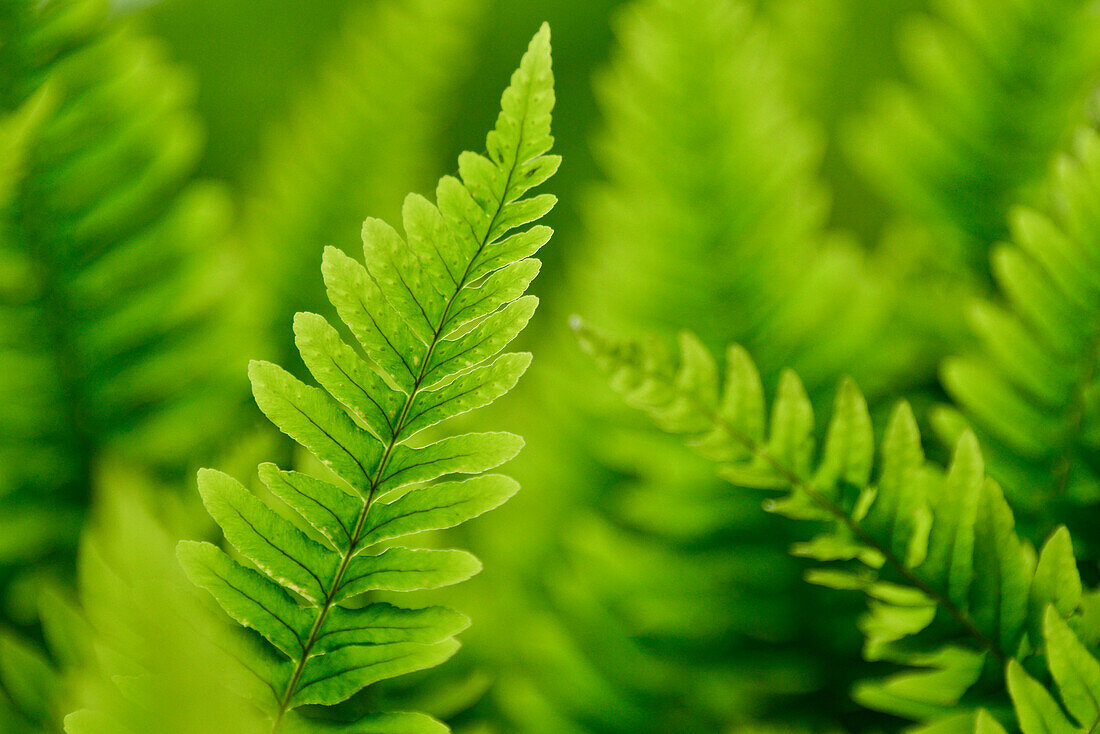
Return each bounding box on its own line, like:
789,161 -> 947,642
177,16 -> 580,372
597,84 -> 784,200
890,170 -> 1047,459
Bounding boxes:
0,0 -> 256,611
471,0 -> 1100,732
477,0 -> 913,731
63,470 -> 271,734
847,0 -> 1100,260
0,0 -> 260,729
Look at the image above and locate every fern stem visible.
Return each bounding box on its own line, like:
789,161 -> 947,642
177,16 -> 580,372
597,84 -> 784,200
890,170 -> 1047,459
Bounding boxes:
271,102 -> 529,730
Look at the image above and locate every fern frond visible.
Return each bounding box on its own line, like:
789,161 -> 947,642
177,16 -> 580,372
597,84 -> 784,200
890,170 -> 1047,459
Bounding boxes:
238,0 -> 483,363
0,0 -> 255,590
574,320 -> 1091,726
574,0 -> 907,396
848,0 -> 1100,256
178,26 -> 557,730
939,128 -> 1100,563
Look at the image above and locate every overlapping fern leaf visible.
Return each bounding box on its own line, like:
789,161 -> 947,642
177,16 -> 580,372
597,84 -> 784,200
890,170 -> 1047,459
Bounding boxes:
938,129 -> 1100,566
177,26 -> 557,731
0,0 -> 255,605
238,0 -> 483,363
574,321 -> 1100,728
848,0 -> 1100,259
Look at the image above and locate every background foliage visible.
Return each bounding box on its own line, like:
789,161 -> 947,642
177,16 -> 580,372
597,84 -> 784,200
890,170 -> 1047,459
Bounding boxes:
3,0 -> 1100,731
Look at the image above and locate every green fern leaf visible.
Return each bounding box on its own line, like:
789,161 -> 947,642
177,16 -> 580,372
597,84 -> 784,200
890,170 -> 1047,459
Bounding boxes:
179,25 -> 557,729
575,320 -> 1092,726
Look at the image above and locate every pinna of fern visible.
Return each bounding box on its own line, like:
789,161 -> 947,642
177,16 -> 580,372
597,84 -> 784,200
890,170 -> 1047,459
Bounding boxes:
937,128 -> 1100,569
177,26 -> 557,731
574,320 -> 1100,731
0,0 -> 257,613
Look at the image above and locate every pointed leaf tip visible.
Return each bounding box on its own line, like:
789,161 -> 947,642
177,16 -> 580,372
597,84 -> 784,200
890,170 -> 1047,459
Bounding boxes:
534,22 -> 551,45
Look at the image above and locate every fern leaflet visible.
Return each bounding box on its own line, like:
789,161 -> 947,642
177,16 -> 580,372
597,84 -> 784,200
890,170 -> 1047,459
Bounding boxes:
999,609 -> 1100,734
178,26 -> 557,731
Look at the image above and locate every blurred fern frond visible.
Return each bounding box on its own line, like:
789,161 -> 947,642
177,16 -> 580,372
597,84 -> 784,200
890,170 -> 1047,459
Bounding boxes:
62,470 -> 272,734
0,0 -> 257,607
1000,610 -> 1100,734
575,0 -> 908,396
848,0 -> 1100,260
938,129 -> 1100,565
179,26 -> 557,731
575,321 -> 1097,729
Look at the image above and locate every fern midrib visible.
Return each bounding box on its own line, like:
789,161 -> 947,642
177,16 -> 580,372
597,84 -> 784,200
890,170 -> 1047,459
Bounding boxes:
634,363 -> 1009,664
270,101 -> 532,729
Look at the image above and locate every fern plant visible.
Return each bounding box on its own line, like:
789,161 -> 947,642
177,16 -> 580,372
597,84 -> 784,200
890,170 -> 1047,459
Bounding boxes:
0,0 -> 256,611
572,0 -> 908,394
574,320 -> 1100,729
848,0 -> 1100,258
0,88 -> 73,734
0,1 -> 264,731
178,26 -> 558,731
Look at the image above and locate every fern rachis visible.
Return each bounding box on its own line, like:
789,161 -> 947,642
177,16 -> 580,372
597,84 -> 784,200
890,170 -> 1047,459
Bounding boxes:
178,25 -> 558,731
